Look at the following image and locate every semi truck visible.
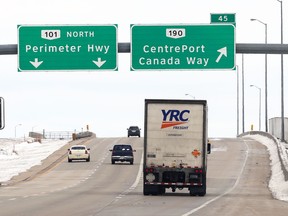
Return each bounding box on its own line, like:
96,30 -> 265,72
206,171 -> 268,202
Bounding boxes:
143,99 -> 211,196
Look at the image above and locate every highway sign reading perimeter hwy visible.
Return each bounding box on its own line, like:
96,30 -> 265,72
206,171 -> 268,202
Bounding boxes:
131,24 -> 235,70
18,25 -> 118,71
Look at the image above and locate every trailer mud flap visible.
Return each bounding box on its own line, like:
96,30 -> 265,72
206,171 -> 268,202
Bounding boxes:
189,184 -> 206,196
143,185 -> 160,196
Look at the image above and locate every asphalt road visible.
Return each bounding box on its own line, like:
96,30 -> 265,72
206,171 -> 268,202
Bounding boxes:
0,136 -> 287,216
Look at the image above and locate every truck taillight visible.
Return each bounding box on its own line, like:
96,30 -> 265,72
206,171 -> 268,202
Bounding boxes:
195,169 -> 203,173
145,168 -> 154,173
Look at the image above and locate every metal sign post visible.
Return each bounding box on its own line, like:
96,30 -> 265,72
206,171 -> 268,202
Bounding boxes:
0,97 -> 5,130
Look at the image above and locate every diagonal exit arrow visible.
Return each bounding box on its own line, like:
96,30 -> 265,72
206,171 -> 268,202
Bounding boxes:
215,47 -> 227,63
29,58 -> 43,68
92,58 -> 106,68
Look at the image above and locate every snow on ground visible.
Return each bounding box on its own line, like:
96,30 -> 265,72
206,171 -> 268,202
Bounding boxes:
244,134 -> 288,202
0,138 -> 68,182
0,135 -> 288,202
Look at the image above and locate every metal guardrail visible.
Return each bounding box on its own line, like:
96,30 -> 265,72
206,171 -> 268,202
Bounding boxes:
30,131 -> 94,140
72,131 -> 93,140
44,131 -> 74,140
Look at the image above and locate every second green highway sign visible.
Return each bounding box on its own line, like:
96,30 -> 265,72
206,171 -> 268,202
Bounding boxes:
131,24 -> 235,70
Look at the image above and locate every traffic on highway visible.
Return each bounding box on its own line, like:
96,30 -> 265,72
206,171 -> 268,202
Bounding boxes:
1,134 -> 288,215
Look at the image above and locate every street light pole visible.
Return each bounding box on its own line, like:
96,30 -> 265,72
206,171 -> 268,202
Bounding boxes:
277,0 -> 285,141
237,65 -> 239,136
250,85 -> 262,131
32,125 -> 38,132
250,18 -> 268,132
14,123 -> 22,138
242,54 -> 245,133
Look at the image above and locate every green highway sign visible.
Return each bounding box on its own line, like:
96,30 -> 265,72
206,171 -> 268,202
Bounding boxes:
210,13 -> 236,25
131,24 -> 235,70
18,25 -> 118,71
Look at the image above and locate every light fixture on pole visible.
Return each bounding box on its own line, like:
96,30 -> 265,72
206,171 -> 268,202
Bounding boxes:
185,94 -> 195,99
250,85 -> 262,131
250,18 -> 268,132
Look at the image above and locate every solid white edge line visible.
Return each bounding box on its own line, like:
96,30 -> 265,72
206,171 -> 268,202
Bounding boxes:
181,139 -> 249,216
131,153 -> 143,189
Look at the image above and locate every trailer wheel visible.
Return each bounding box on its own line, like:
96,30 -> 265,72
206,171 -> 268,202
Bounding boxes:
189,191 -> 197,196
189,185 -> 206,196
198,192 -> 206,196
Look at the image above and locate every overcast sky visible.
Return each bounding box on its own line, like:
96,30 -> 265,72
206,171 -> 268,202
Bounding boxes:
0,0 -> 288,138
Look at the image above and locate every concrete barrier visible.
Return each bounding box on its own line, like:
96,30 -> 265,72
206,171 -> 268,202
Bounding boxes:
238,131 -> 288,181
73,131 -> 93,140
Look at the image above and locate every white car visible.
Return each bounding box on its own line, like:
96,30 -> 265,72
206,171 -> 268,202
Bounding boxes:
68,145 -> 90,162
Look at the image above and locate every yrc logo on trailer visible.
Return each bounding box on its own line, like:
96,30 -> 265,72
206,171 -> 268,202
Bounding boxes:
161,109 -> 190,129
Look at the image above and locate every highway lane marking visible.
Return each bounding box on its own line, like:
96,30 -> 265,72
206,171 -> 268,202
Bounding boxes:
1,144 -> 112,203
8,198 -> 17,201
8,151 -> 110,199
212,146 -> 227,152
114,153 -> 143,201
182,139 -> 249,216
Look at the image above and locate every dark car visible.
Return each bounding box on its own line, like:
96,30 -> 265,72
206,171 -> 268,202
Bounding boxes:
127,126 -> 141,137
110,144 -> 135,164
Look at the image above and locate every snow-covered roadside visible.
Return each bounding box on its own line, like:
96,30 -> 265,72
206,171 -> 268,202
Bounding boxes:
0,138 -> 69,183
1,135 -> 288,202
244,134 -> 288,202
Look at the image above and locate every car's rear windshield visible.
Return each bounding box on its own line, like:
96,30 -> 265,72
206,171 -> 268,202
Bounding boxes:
129,126 -> 139,130
71,146 -> 86,150
113,145 -> 132,151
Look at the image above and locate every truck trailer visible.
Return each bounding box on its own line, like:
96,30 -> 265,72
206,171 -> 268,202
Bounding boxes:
143,99 -> 211,196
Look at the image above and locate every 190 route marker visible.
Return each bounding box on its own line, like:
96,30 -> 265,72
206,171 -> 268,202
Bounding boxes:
18,25 -> 118,71
131,24 -> 235,70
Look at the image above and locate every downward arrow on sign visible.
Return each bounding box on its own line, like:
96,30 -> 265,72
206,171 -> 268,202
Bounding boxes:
93,58 -> 106,68
29,58 -> 43,68
215,47 -> 227,63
